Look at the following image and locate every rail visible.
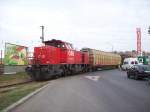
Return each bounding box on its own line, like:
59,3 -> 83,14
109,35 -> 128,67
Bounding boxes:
0,79 -> 33,89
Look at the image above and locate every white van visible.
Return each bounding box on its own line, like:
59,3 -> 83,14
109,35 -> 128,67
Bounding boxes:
121,58 -> 139,70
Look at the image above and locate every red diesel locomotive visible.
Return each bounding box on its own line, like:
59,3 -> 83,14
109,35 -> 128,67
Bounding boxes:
26,39 -> 89,80
26,39 -> 121,81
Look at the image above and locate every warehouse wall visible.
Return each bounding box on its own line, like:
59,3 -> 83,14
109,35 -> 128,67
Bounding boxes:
4,65 -> 27,74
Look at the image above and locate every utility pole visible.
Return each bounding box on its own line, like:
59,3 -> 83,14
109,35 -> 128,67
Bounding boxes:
0,40 -> 3,65
148,26 -> 150,35
40,26 -> 44,43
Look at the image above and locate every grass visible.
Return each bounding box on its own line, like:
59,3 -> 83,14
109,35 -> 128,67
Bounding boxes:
0,72 -> 49,111
0,72 -> 31,87
0,81 -> 49,111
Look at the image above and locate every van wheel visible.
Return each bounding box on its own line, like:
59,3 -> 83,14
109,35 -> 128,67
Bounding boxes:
121,67 -> 124,71
127,73 -> 130,78
134,74 -> 139,80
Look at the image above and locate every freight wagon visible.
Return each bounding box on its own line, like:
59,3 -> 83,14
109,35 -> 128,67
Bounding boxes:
81,48 -> 121,70
26,39 -> 121,81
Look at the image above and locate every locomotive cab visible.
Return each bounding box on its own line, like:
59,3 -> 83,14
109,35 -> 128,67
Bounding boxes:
44,39 -> 75,64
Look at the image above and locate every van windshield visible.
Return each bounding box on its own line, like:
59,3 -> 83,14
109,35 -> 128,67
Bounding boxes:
124,62 -> 128,64
135,61 -> 138,64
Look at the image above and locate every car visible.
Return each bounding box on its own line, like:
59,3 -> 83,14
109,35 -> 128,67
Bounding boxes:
127,65 -> 150,80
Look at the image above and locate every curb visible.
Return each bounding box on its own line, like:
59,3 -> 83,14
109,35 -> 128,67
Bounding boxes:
2,83 -> 50,112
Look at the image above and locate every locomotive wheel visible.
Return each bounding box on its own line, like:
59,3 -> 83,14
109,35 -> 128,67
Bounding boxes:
62,69 -> 67,77
89,68 -> 93,72
33,69 -> 42,81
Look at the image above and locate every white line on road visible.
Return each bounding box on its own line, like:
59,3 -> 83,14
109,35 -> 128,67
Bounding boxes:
85,76 -> 101,82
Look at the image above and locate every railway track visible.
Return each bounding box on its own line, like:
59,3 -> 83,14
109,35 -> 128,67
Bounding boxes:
0,80 -> 33,89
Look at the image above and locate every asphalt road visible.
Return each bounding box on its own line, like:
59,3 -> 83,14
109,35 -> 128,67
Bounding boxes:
11,69 -> 150,112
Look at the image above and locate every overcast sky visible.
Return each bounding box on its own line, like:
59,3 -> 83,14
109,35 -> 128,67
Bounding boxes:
0,0 -> 150,52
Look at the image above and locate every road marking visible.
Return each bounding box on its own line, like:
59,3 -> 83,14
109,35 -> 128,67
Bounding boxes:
85,76 -> 101,82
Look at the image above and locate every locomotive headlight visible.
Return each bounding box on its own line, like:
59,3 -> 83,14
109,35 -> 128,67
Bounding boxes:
28,65 -> 32,67
38,55 -> 45,59
42,55 -> 45,58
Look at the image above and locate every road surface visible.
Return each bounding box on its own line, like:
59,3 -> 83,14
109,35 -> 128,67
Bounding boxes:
11,69 -> 150,112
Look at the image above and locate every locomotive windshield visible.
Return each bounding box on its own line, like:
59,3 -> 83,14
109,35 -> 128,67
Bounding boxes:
66,43 -> 73,49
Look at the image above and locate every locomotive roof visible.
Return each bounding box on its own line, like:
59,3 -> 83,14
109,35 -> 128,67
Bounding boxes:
44,39 -> 71,44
